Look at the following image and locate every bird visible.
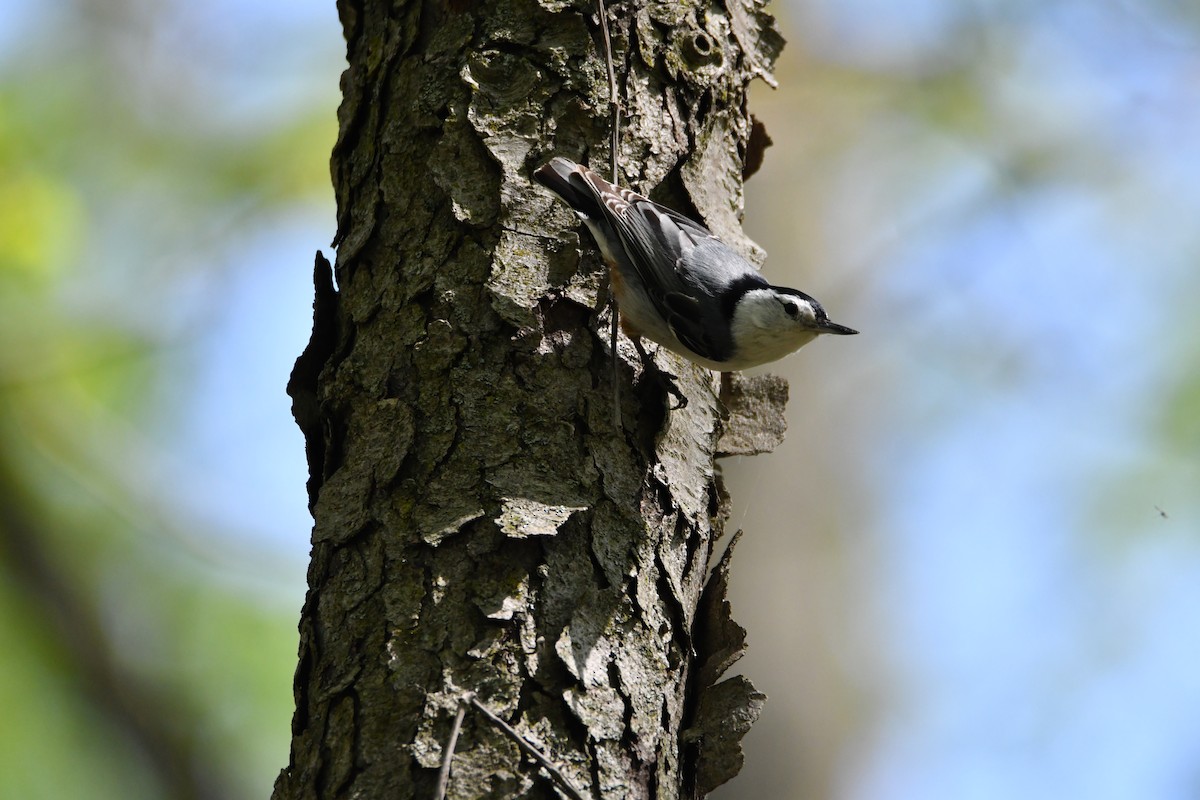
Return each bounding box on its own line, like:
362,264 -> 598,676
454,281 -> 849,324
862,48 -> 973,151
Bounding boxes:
534,157 -> 857,373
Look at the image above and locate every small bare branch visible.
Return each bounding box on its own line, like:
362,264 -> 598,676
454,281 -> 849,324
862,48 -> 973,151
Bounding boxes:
433,698 -> 469,800
468,695 -> 592,800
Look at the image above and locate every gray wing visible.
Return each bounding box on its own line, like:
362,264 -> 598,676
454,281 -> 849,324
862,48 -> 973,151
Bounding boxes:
602,190 -> 764,362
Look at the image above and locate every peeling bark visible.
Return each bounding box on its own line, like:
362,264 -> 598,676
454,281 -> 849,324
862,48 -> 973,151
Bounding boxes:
274,2 -> 786,798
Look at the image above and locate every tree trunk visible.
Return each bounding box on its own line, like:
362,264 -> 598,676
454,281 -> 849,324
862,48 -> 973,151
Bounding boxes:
275,1 -> 785,798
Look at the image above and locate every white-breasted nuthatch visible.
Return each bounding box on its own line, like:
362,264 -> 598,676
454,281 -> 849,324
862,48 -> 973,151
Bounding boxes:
534,157 -> 857,372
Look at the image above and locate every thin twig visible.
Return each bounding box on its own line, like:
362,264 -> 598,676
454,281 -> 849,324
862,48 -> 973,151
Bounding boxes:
610,303 -> 621,427
595,0 -> 625,426
433,698 -> 469,800
595,0 -> 620,184
468,695 -> 592,800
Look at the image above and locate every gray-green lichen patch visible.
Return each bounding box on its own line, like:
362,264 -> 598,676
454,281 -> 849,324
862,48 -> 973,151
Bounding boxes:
728,0 -> 786,87
496,496 -> 587,538
430,120 -> 502,227
717,372 -> 789,457
418,507 -> 487,547
534,0 -> 576,15
681,115 -> 766,265
486,229 -> 553,328
651,355 -> 721,523
555,592 -> 616,687
471,558 -> 533,620
563,685 -> 626,740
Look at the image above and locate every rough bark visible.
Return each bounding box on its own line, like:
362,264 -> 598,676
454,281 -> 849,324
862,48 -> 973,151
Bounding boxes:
275,1 -> 785,798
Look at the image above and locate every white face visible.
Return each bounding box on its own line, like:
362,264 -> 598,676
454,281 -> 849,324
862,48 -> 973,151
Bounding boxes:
727,289 -> 824,369
774,294 -> 819,329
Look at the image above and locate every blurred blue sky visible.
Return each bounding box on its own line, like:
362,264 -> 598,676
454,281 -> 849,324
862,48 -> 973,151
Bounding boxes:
742,1 -> 1200,798
4,0 -> 1198,798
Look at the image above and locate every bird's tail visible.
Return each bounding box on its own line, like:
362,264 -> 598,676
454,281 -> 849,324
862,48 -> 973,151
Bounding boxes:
533,157 -> 605,219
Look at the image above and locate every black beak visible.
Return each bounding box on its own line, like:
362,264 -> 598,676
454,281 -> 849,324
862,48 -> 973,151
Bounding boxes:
819,320 -> 858,336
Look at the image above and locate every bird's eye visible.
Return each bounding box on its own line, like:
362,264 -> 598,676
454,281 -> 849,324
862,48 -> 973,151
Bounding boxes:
782,301 -> 799,318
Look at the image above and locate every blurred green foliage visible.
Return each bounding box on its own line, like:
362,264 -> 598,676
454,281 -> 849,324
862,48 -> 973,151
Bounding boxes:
0,2 -> 337,798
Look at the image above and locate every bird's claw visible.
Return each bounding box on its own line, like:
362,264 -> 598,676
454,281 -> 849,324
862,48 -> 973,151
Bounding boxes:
657,369 -> 688,410
632,339 -> 688,411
